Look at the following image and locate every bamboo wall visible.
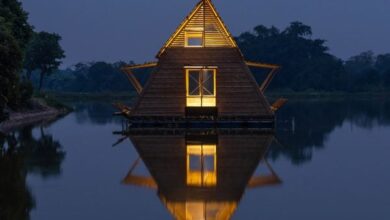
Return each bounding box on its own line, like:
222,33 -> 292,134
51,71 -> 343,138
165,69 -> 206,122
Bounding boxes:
167,2 -> 235,48
131,48 -> 273,117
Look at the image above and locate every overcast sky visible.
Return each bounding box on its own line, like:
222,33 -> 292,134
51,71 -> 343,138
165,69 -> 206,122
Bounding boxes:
21,0 -> 390,67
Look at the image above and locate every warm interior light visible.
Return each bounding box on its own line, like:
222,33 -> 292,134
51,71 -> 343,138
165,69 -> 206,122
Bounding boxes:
186,68 -> 216,107
158,1 -> 238,56
185,32 -> 203,47
186,144 -> 217,187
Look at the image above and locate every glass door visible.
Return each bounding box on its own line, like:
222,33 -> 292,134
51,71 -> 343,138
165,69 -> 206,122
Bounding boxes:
186,68 -> 216,107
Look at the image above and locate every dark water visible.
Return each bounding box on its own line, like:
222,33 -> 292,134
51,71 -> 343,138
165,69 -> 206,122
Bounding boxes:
1,99 -> 390,220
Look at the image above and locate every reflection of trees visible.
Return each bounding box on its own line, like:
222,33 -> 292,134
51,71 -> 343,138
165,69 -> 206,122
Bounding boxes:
18,126 -> 65,178
0,126 -> 65,219
272,98 -> 390,165
85,103 -> 116,124
347,99 -> 390,128
0,134 -> 35,220
73,101 -> 126,125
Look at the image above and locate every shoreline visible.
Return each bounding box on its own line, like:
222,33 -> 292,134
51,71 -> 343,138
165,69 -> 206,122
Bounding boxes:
0,108 -> 68,134
0,97 -> 71,134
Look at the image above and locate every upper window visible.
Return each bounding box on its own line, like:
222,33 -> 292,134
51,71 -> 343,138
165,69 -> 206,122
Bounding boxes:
185,32 -> 203,47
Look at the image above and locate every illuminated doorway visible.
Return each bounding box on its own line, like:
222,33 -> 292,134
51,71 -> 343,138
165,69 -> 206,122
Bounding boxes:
186,68 -> 216,107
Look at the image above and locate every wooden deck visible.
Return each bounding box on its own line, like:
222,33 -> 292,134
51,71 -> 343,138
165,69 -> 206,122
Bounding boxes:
122,115 -> 275,130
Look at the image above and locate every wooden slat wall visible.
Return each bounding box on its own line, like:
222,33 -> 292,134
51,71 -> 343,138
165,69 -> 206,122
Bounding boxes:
132,48 -> 273,117
169,3 -> 235,48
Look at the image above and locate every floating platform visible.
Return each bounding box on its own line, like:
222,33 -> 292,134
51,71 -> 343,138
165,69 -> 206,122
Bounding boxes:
120,115 -> 275,131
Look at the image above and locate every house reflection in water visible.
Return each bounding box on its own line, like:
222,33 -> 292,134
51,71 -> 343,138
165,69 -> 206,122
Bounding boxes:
122,129 -> 281,220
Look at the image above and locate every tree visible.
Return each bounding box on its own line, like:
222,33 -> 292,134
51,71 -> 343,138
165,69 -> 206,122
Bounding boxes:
0,0 -> 33,121
236,21 -> 347,92
0,0 -> 33,50
24,31 -> 65,91
375,54 -> 390,88
345,51 -> 375,75
344,51 -> 382,91
1,24 -> 22,120
87,62 -> 115,91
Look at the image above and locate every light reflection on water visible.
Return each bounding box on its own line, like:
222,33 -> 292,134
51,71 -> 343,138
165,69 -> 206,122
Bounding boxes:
1,99 -> 390,220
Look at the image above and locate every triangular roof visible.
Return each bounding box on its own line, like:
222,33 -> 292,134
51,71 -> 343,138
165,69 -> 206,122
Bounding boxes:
157,0 -> 238,57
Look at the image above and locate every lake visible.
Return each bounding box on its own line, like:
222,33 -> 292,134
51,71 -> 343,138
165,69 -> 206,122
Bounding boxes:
1,98 -> 389,220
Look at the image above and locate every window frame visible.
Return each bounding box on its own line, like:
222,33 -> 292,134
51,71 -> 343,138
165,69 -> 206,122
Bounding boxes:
185,67 -> 217,107
185,32 -> 204,47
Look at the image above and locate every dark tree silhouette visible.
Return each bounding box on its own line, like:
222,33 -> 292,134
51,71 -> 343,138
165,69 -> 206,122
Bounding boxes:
0,0 -> 33,121
24,32 -> 65,91
236,21 -> 348,92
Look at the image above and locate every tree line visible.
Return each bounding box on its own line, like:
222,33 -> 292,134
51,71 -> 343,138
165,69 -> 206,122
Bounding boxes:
29,61 -> 153,94
237,22 -> 390,92
36,22 -> 390,94
1,0 -> 65,122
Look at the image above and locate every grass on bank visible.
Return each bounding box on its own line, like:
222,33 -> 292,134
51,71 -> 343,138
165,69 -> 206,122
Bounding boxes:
33,92 -> 74,112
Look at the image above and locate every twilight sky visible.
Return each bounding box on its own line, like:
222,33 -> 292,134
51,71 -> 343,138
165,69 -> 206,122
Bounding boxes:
21,0 -> 390,67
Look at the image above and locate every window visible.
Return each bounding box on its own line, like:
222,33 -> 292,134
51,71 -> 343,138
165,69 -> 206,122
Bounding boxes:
186,68 -> 216,107
185,32 -> 203,47
186,145 -> 217,187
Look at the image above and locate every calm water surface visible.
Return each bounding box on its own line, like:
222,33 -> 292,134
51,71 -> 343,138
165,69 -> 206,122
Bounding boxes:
1,99 -> 390,220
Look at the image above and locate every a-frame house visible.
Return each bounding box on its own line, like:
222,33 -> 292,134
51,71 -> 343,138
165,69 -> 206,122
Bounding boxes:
120,0 -> 285,126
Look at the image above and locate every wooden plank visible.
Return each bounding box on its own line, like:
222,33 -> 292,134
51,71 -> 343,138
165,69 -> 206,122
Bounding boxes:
271,98 -> 288,112
131,48 -> 274,117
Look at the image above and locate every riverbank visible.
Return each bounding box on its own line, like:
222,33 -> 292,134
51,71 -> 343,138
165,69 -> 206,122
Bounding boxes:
0,97 -> 72,134
49,92 -> 137,101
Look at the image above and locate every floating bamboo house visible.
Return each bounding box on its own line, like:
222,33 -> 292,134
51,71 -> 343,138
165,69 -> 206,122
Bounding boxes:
119,0 -> 286,129
122,130 -> 281,219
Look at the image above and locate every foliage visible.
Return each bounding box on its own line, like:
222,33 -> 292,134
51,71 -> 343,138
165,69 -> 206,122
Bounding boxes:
0,0 -> 33,121
236,21 -> 347,92
0,24 -> 23,109
37,95 -> 73,111
0,0 -> 33,50
345,51 -> 390,91
237,22 -> 390,93
24,31 -> 65,91
18,80 -> 33,103
32,61 -> 143,93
